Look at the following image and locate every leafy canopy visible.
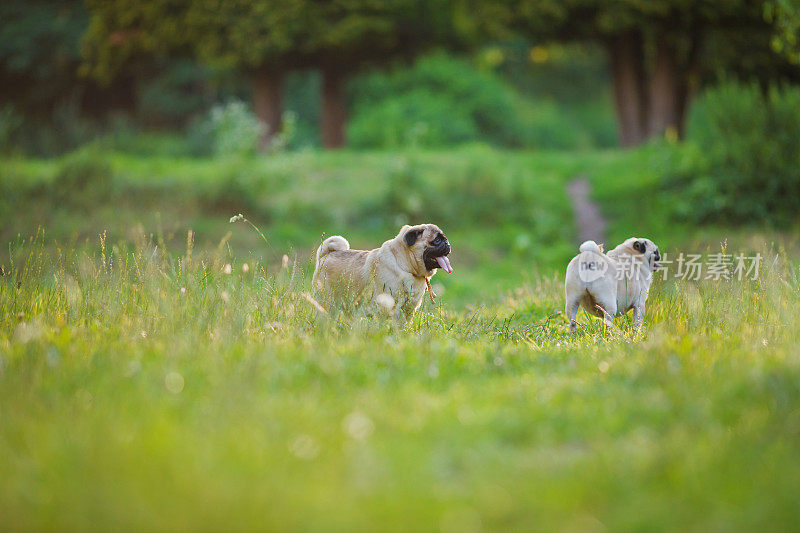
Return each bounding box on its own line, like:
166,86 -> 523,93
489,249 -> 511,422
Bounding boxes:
83,0 -> 457,80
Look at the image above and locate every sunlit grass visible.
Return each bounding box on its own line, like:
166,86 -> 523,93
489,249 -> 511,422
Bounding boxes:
2,228 -> 800,531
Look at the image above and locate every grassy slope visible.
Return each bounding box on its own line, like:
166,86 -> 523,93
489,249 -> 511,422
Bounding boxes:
2,147 -> 800,530
4,147 -> 589,305
2,146 -> 683,305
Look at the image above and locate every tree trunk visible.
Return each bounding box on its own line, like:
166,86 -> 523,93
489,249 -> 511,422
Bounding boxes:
646,36 -> 682,139
608,31 -> 647,147
252,67 -> 284,152
321,68 -> 347,149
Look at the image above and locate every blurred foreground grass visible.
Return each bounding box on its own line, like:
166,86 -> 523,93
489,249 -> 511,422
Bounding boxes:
1,232 -> 800,530
2,147 -> 800,530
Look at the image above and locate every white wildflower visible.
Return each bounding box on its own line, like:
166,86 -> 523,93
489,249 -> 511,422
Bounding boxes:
376,293 -> 395,311
289,434 -> 320,460
342,412 -> 374,441
165,372 -> 184,394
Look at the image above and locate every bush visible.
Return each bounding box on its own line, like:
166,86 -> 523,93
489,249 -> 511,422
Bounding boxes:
676,82 -> 800,225
349,90 -> 478,148
205,101 -> 264,157
349,55 -> 542,149
348,53 -> 617,150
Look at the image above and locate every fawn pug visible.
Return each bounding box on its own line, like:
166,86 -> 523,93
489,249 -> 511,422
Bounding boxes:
565,238 -> 661,331
313,224 -> 452,320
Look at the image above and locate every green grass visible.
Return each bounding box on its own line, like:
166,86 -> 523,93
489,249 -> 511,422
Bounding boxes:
2,147 -> 800,530
0,145 -> 682,304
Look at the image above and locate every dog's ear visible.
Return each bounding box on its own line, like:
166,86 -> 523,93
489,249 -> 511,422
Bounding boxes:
633,240 -> 646,253
404,228 -> 423,246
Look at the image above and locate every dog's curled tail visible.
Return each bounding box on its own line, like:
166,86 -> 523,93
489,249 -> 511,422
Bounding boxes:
579,240 -> 603,254
316,235 -> 349,262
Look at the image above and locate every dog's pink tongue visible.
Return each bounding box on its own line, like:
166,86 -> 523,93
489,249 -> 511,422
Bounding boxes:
435,256 -> 453,274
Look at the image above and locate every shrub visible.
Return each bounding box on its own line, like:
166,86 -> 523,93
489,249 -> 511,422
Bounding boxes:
348,55 -> 534,149
677,82 -> 800,225
349,90 -> 478,148
206,100 -> 264,157
348,53 -> 617,150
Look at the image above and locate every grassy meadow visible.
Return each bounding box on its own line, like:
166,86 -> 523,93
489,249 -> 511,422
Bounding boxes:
2,147 -> 800,530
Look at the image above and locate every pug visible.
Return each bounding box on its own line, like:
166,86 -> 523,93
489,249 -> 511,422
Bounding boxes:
312,224 -> 452,320
565,237 -> 661,331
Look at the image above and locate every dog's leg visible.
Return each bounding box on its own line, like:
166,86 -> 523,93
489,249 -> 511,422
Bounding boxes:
565,294 -> 582,333
593,295 -> 618,331
633,303 -> 645,330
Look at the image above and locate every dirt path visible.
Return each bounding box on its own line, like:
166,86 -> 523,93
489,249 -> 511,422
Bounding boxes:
567,177 -> 607,245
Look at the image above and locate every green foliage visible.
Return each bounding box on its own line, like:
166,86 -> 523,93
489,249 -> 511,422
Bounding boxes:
674,82 -> 800,225
349,54 -> 606,149
187,101 -> 299,157
349,90 -> 478,148
282,70 -> 322,149
494,42 -> 618,148
765,0 -> 800,64
103,132 -> 197,158
137,59 -> 212,125
82,0 -> 454,78
0,0 -> 88,112
0,100 -> 103,158
509,0 -> 759,37
205,101 -> 264,157
350,55 -> 524,148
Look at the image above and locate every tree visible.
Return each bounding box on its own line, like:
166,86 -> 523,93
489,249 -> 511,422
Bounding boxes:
83,0 -> 294,150
1,0 -> 87,116
310,0 -> 468,148
765,0 -> 800,64
0,0 -> 144,154
498,0 -> 793,146
592,1 -> 768,145
83,0 -> 457,149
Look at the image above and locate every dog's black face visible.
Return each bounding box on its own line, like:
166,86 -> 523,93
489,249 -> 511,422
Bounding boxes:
422,231 -> 451,271
402,224 -> 452,274
632,239 -> 661,269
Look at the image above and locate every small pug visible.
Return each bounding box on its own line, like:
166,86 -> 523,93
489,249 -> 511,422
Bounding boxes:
312,224 -> 452,320
565,237 -> 661,331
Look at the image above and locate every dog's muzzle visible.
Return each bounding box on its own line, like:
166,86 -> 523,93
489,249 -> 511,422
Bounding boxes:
652,250 -> 662,270
423,241 -> 452,273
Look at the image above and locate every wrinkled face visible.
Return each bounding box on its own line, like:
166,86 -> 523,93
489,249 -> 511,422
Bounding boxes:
629,237 -> 661,271
401,224 -> 452,274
